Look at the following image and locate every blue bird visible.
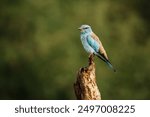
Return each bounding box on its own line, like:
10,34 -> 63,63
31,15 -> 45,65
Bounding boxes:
78,24 -> 116,72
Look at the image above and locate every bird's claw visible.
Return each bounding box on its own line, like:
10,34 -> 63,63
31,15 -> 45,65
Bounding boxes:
89,53 -> 94,65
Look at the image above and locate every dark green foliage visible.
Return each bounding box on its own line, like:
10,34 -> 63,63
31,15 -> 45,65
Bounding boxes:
0,0 -> 150,99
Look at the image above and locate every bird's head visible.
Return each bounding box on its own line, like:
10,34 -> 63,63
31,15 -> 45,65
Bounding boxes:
78,24 -> 92,34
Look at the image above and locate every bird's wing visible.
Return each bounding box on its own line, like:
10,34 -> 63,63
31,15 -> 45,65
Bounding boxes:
86,34 -> 100,53
91,32 -> 109,60
87,33 -> 116,72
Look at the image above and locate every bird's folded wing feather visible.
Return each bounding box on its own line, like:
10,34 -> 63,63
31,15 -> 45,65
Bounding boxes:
86,35 -> 100,53
91,32 -> 108,60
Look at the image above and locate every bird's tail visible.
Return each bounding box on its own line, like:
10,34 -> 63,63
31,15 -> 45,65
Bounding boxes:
95,53 -> 116,72
106,60 -> 116,72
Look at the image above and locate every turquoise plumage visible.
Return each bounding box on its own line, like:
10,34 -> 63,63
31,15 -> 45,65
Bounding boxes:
78,24 -> 116,72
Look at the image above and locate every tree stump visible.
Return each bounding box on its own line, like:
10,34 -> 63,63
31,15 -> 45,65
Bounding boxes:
74,54 -> 101,100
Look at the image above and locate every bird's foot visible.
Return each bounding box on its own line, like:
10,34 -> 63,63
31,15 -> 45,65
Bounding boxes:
89,53 -> 94,65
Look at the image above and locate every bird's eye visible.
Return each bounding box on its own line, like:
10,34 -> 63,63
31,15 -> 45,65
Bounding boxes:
84,27 -> 88,29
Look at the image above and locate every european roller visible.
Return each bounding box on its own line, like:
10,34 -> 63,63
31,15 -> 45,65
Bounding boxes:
78,24 -> 116,72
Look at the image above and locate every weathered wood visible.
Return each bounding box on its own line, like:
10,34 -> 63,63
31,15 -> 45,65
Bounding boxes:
74,54 -> 101,100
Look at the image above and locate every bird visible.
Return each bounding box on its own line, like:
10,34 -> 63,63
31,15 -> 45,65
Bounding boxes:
78,24 -> 116,72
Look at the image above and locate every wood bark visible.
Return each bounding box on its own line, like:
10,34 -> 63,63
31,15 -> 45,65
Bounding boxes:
74,54 -> 101,100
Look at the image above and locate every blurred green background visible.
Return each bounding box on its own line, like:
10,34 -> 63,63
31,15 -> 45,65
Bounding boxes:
0,0 -> 150,99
